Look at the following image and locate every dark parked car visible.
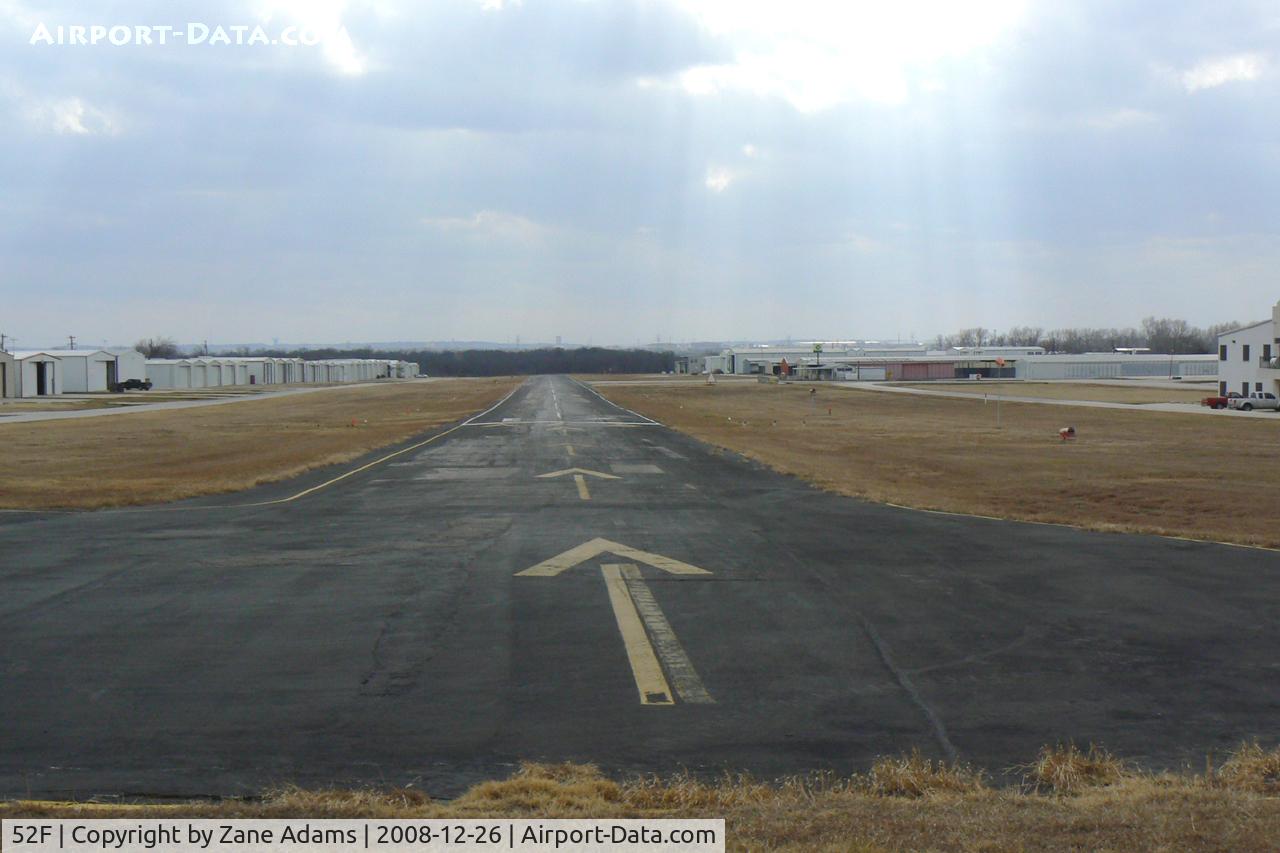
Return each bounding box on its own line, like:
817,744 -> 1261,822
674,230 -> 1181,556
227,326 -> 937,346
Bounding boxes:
109,378 -> 153,392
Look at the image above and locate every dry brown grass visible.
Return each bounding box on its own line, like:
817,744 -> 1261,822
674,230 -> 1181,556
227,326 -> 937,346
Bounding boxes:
0,397 -> 119,412
595,381 -> 1280,548
898,380 -> 1209,404
6,745 -> 1280,851
0,378 -> 518,509
865,751 -> 985,798
1022,743 -> 1126,794
1215,740 -> 1280,794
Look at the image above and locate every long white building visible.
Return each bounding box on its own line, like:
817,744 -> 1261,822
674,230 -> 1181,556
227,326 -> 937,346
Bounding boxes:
704,343 -> 932,375
1216,301 -> 1280,398
0,345 -> 418,395
144,356 -> 417,389
1015,353 -> 1218,380
699,343 -> 1217,382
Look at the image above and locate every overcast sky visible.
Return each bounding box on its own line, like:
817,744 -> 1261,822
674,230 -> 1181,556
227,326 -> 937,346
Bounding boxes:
3,0 -> 1279,347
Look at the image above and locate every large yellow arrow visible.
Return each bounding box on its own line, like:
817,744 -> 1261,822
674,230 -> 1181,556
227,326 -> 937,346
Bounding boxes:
517,541 -> 716,706
535,468 -> 620,480
516,537 -> 710,577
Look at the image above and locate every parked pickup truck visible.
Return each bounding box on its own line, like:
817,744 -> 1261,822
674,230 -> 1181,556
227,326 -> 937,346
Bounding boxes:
1201,392 -> 1241,409
1228,392 -> 1280,412
108,378 -> 153,392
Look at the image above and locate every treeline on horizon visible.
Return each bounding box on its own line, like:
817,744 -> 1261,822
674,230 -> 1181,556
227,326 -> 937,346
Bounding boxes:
242,346 -> 676,376
934,316 -> 1249,355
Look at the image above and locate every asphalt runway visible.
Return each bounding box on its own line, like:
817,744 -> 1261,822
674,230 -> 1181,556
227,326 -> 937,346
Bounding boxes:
2,375 -> 1277,798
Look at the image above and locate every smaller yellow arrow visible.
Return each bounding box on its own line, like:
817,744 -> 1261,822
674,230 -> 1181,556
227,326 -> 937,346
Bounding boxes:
536,468 -> 620,480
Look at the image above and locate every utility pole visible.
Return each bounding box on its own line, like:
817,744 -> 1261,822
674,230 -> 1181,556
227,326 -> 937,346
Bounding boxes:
0,333 -> 7,352
67,335 -> 76,350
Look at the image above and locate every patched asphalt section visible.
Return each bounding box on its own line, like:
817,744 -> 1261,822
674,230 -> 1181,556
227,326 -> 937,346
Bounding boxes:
1,375 -> 1277,798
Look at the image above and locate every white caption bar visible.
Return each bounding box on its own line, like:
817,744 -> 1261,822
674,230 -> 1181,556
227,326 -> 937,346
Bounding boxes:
4,819 -> 724,853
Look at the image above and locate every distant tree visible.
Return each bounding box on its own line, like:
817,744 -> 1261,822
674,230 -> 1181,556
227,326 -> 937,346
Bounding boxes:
1142,317 -> 1215,354
1203,321 -> 1244,349
134,336 -> 181,358
1004,326 -> 1044,347
226,345 -> 675,377
940,317 -> 1231,355
1040,326 -> 1143,353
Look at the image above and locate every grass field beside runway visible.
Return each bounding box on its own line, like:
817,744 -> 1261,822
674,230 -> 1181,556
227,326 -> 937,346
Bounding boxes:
6,744 -> 1280,851
595,379 -> 1280,548
0,378 -> 519,509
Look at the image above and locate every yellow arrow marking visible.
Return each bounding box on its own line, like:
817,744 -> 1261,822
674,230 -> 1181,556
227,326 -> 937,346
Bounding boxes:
574,473 -> 591,501
536,467 -> 619,480
601,564 -> 673,705
517,538 -> 712,577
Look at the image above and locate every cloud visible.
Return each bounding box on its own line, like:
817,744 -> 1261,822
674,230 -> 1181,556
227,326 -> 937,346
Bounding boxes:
420,210 -> 551,243
1,77 -> 119,135
251,0 -> 369,75
845,233 -> 882,253
1181,53 -> 1266,92
704,167 -> 734,192
1084,108 -> 1160,131
669,0 -> 1026,110
34,96 -> 115,134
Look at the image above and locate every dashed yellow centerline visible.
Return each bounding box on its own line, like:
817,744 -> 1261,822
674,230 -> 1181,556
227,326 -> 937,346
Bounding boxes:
574,473 -> 591,500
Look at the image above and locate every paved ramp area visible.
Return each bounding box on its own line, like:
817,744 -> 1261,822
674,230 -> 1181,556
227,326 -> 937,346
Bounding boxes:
837,380 -> 1280,418
2,375 -> 1278,798
0,380 -> 432,424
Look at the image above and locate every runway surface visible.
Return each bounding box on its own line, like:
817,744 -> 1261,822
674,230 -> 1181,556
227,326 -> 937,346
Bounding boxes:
2,375 -> 1277,798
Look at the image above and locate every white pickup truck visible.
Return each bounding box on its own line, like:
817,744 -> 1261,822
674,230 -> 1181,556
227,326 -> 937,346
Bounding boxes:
1228,391 -> 1280,412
